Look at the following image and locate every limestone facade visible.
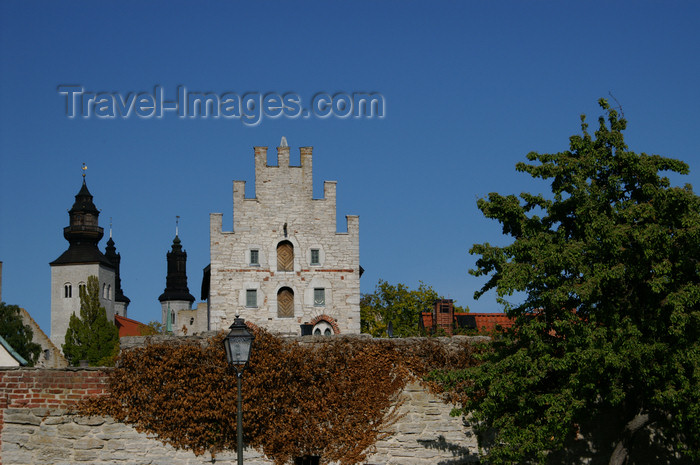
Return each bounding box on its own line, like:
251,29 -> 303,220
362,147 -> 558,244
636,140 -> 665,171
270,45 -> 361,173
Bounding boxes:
208,145 -> 361,335
50,263 -> 115,352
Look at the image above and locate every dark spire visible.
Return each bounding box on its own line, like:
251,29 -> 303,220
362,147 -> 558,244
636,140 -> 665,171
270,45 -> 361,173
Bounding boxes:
158,234 -> 195,303
105,236 -> 130,305
51,179 -> 113,267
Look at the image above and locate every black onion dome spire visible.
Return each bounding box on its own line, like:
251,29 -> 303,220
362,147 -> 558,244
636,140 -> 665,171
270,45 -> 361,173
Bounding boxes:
104,236 -> 130,305
51,179 -> 113,267
69,180 -> 100,216
158,235 -> 195,303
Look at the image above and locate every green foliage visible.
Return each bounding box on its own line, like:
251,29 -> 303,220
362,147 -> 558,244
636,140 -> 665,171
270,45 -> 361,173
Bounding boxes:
442,100 -> 700,464
63,276 -> 120,366
140,320 -> 166,335
0,302 -> 41,366
360,280 -> 465,337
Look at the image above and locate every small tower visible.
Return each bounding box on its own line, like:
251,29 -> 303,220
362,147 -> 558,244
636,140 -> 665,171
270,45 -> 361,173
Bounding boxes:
50,172 -> 116,352
104,225 -> 130,318
158,222 -> 195,332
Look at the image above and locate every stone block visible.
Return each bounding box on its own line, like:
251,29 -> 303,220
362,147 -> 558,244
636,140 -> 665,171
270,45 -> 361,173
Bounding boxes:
73,449 -> 100,461
104,439 -> 126,450
75,415 -> 106,426
43,415 -> 70,425
26,433 -> 72,449
4,412 -> 42,425
74,437 -> 105,450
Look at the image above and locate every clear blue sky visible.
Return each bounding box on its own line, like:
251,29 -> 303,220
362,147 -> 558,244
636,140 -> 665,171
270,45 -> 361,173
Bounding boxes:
1,1 -> 699,335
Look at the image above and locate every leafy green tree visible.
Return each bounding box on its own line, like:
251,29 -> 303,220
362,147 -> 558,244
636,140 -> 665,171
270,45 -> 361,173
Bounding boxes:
0,302 -> 41,365
139,320 -> 166,335
63,275 -> 120,366
361,280 -> 465,337
438,100 -> 700,464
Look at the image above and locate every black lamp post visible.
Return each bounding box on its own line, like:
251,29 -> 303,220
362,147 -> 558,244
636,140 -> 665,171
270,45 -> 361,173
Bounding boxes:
223,315 -> 255,465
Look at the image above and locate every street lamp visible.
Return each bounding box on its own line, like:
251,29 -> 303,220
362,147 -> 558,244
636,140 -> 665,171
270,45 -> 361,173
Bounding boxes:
223,315 -> 255,465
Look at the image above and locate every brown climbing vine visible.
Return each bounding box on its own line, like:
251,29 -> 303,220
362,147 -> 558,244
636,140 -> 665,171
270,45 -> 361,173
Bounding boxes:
79,327 -> 480,465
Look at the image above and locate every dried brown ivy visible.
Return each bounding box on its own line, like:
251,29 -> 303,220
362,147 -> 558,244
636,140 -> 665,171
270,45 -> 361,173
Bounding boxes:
80,328 -> 478,465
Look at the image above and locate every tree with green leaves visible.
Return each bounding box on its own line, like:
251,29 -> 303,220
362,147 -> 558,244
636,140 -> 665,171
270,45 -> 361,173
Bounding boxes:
0,302 -> 41,366
436,100 -> 700,464
63,275 -> 120,366
361,280 -> 465,337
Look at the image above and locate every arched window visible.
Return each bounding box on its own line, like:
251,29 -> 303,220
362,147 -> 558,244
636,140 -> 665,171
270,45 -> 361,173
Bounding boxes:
313,320 -> 334,336
64,284 -> 72,298
108,285 -> 112,300
277,241 -> 294,271
78,283 -> 86,296
277,287 -> 294,318
102,283 -> 107,299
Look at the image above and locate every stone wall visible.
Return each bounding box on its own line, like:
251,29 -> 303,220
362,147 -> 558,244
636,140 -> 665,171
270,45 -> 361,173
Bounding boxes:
208,145 -> 361,336
18,308 -> 67,369
0,365 -> 478,464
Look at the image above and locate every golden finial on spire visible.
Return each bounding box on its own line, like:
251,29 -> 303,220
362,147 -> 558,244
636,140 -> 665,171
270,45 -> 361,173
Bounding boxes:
82,163 -> 87,178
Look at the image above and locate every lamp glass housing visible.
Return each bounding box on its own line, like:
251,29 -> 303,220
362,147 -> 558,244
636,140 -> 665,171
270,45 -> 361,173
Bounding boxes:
224,317 -> 254,368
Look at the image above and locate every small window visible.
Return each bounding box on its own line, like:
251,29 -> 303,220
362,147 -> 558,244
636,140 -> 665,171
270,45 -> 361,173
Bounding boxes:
310,248 -> 320,266
108,285 -> 112,300
314,288 -> 325,307
79,283 -> 86,295
312,320 -> 334,336
64,284 -> 72,298
102,283 -> 107,298
246,289 -> 257,308
250,249 -> 259,266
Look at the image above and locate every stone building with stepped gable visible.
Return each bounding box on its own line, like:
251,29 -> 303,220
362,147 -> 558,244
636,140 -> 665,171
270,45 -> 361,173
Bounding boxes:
204,139 -> 361,335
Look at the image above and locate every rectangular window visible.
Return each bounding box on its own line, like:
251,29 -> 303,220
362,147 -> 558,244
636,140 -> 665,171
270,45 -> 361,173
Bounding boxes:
250,249 -> 259,266
310,248 -> 320,265
314,288 -> 325,306
246,289 -> 257,307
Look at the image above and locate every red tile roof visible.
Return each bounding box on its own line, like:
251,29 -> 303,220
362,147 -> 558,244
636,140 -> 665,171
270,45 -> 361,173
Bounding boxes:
114,315 -> 148,338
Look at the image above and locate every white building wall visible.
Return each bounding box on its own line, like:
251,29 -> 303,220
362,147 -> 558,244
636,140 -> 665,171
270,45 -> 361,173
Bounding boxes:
0,345 -> 21,366
161,300 -> 193,333
209,145 -> 361,335
50,263 -> 115,351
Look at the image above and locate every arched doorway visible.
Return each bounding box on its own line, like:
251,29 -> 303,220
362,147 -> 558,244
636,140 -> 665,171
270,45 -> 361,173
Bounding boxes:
277,287 -> 294,318
277,241 -> 294,271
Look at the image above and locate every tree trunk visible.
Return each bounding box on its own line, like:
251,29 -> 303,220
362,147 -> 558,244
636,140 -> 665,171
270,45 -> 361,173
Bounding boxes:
608,412 -> 649,465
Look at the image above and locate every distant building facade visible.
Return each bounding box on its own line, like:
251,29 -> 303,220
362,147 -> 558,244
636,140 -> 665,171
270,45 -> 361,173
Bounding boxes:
49,179 -> 129,352
158,234 -> 206,336
204,143 -> 361,336
420,299 -> 515,335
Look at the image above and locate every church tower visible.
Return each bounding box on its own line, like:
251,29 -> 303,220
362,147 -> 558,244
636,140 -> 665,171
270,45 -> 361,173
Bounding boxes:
104,229 -> 130,318
158,227 -> 195,332
50,175 -> 116,351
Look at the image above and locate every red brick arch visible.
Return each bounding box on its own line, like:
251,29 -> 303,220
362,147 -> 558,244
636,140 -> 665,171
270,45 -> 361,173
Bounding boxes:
309,314 -> 341,335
